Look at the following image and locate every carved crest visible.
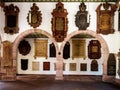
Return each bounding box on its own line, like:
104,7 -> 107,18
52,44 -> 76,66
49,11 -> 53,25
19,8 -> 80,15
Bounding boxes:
75,2 -> 90,30
27,3 -> 42,28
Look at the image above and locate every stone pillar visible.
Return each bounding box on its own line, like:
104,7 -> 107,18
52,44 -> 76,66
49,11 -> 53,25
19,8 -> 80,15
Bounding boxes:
55,52 -> 63,80
117,50 -> 120,77
0,57 -> 1,80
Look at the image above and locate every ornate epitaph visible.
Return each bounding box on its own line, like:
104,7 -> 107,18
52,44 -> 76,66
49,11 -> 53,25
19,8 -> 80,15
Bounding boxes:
75,2 -> 90,30
51,2 -> 68,42
27,3 -> 42,28
96,2 -> 117,34
4,4 -> 19,34
88,40 -> 101,59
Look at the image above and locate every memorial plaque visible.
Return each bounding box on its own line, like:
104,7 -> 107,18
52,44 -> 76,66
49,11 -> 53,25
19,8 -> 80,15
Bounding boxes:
72,40 -> 86,59
21,59 -> 28,70
70,63 -> 76,71
91,59 -> 98,71
34,39 -> 48,59
107,53 -> 116,76
18,40 -> 31,55
88,40 -> 101,59
2,41 -> 12,67
51,2 -> 68,42
63,42 -> 70,59
75,2 -> 90,30
49,43 -> 56,57
96,2 -> 117,34
32,62 -> 39,71
80,63 -> 87,71
4,4 -> 19,34
27,3 -> 42,28
43,62 -> 50,71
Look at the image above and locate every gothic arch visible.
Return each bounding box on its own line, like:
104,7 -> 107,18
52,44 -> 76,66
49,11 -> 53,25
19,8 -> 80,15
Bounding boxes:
60,30 -> 111,82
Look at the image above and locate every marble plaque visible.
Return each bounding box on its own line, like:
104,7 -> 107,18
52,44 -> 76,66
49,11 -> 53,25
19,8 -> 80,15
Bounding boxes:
70,63 -> 76,71
32,62 -> 39,71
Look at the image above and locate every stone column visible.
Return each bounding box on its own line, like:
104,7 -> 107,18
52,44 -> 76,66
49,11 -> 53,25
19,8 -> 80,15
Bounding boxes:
117,50 -> 120,77
55,52 -> 63,80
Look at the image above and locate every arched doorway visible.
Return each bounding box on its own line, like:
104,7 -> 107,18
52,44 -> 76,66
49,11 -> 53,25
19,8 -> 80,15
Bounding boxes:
59,30 -> 113,82
13,29 -> 59,80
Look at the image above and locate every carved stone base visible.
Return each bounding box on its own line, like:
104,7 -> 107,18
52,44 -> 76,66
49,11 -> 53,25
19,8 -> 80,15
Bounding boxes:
55,75 -> 64,80
102,74 -> 115,82
115,79 -> 120,85
118,69 -> 120,77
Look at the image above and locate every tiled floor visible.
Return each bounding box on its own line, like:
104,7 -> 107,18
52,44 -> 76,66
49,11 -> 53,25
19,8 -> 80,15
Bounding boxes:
0,75 -> 120,90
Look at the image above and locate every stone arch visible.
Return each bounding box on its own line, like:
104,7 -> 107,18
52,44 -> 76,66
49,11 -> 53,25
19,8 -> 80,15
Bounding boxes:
0,34 -> 2,80
60,30 -> 111,82
12,29 -> 59,79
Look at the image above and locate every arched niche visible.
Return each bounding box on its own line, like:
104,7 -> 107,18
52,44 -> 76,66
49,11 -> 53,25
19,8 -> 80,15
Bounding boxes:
60,30 -> 111,82
12,29 -> 59,80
